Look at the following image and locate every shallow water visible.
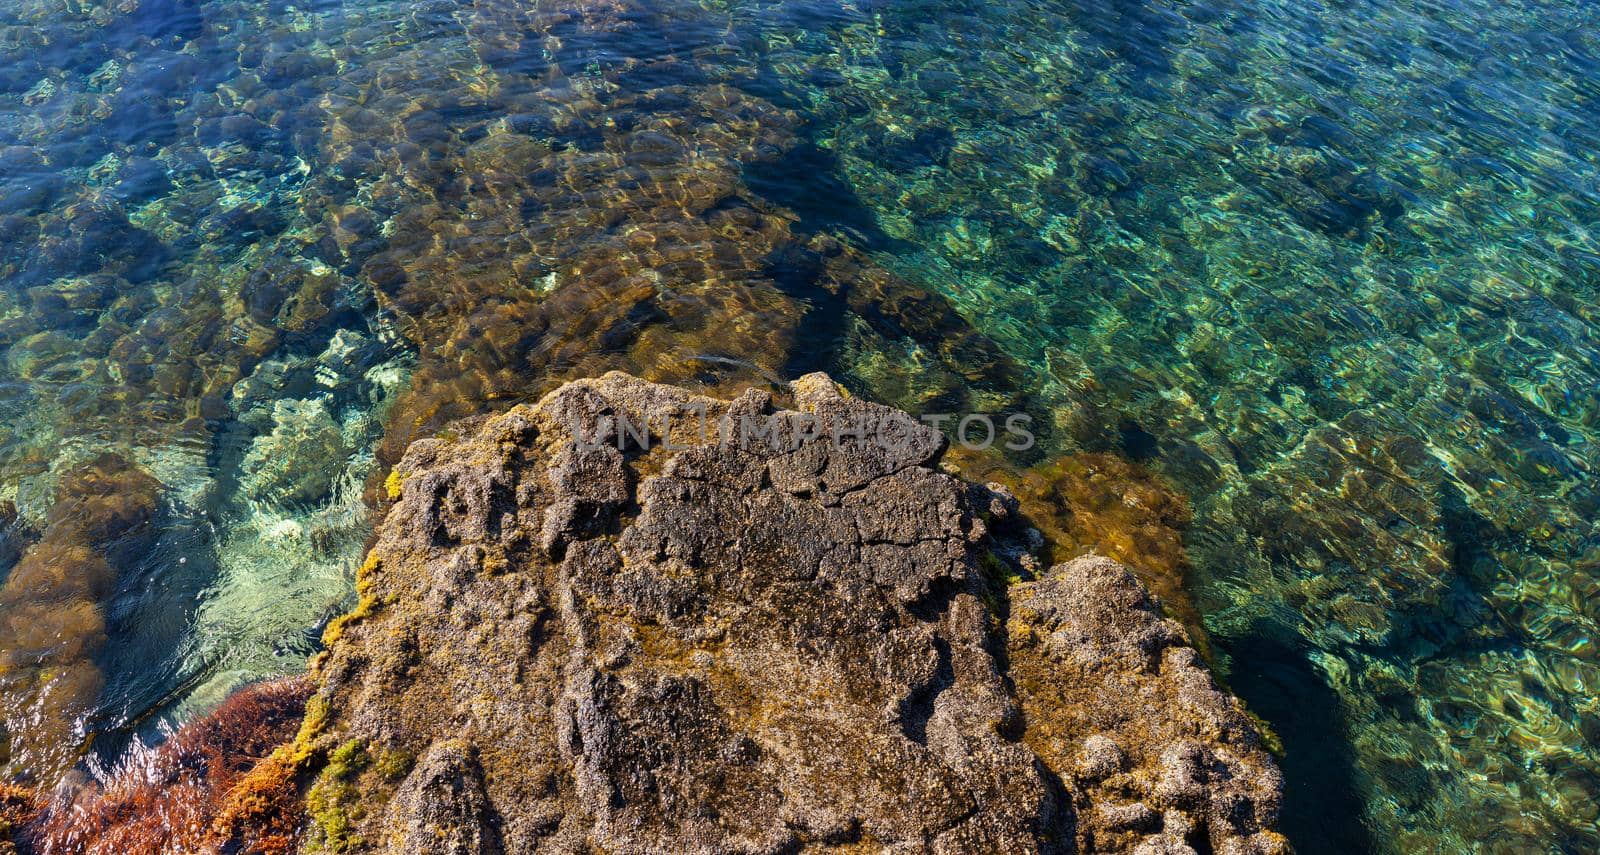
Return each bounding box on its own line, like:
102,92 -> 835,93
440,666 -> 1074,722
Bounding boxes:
2,0 -> 1599,850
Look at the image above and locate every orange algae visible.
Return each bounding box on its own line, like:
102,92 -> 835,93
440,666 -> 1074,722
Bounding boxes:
22,677 -> 310,855
948,446 -> 1207,652
210,748 -> 311,855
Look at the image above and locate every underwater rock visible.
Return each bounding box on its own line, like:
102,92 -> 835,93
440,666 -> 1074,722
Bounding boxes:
947,448 -> 1207,657
238,398 -> 352,508
0,455 -> 162,785
108,157 -> 173,204
282,373 -> 1283,853
356,73 -> 814,465
176,334 -> 408,715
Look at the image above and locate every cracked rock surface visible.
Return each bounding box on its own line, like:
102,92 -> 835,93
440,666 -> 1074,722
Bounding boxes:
302,372 -> 1287,854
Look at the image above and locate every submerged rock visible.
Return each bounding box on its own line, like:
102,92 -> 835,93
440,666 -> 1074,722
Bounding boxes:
238,398 -> 352,508
0,455 -> 162,785
275,373 -> 1286,854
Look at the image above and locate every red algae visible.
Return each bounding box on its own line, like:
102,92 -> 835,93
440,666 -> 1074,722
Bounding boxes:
22,677 -> 310,855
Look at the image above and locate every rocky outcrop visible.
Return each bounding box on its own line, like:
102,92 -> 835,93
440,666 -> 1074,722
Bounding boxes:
1009,558 -> 1284,853
281,372 -> 1285,855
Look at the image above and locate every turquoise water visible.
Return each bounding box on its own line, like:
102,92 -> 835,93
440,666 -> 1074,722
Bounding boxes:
1,0 -> 1599,850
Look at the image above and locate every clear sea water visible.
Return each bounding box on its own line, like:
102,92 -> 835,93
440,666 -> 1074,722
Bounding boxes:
1,0 -> 1598,850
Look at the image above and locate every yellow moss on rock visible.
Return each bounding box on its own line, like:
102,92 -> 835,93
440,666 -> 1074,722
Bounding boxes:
321,555 -> 383,648
372,746 -> 414,783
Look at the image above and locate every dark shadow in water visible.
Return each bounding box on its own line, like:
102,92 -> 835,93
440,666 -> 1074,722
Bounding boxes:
0,504 -> 31,583
1117,417 -> 1161,462
91,517 -> 220,766
745,142 -> 915,256
1220,627 -> 1377,854
745,141 -> 920,381
761,233 -> 843,380
746,139 -> 1056,449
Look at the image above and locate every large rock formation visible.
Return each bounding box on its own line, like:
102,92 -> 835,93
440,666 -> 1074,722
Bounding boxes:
273,372 -> 1284,855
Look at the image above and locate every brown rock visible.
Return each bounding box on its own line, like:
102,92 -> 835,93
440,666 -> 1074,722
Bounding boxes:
292,373 -> 1286,854
384,741 -> 499,855
0,455 -> 162,785
1008,556 -> 1287,854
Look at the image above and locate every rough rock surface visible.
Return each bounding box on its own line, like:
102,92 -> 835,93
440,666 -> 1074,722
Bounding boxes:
1008,558 -> 1286,854
298,372 -> 1286,854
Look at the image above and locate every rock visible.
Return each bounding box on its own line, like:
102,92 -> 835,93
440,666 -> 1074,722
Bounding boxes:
238,398 -> 351,507
1078,734 -> 1128,781
1008,556 -> 1288,853
284,373 -> 1286,854
385,741 -> 499,855
109,156 -> 172,203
